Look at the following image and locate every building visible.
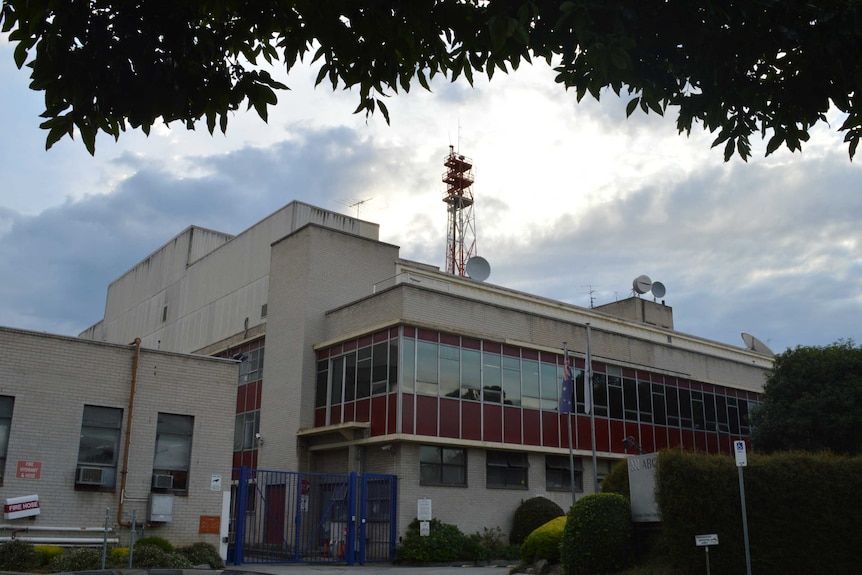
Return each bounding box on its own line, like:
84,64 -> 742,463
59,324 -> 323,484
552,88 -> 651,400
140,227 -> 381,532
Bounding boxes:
0,327 -> 236,549
80,200 -> 772,538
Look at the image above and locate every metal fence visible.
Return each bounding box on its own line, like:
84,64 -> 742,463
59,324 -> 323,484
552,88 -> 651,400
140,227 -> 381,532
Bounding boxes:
228,467 -> 397,565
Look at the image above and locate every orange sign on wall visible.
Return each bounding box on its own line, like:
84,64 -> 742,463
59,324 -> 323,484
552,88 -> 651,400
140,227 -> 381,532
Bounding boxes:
199,515 -> 220,534
16,461 -> 41,480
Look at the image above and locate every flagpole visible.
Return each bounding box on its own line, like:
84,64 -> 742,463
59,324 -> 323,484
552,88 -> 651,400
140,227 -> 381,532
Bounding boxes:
564,343 -> 576,505
587,323 -> 599,493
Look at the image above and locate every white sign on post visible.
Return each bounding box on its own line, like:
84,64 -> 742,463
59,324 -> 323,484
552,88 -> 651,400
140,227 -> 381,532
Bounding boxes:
695,533 -> 719,547
734,440 -> 748,467
417,498 -> 432,521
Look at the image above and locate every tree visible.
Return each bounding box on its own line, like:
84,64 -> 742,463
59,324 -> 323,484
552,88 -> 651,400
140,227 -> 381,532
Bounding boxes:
3,1 -> 862,158
751,340 -> 862,455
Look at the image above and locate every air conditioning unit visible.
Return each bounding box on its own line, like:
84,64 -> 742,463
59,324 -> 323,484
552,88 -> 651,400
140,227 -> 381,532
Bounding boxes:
152,474 -> 174,489
76,466 -> 104,485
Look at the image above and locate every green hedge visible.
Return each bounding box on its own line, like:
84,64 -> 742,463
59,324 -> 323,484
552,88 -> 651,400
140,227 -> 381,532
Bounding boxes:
560,493 -> 632,574
656,450 -> 862,575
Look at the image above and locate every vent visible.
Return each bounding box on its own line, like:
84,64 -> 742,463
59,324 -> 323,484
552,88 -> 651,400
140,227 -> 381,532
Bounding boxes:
152,474 -> 174,489
76,466 -> 104,486
261,303 -> 268,318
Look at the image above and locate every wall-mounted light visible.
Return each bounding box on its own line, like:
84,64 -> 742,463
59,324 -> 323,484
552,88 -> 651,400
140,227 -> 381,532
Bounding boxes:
623,436 -> 644,454
255,432 -> 263,446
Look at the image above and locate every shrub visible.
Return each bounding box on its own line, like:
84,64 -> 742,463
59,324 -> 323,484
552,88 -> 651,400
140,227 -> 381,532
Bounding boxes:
510,496 -> 565,545
34,544 -> 64,566
0,540 -> 40,571
601,459 -> 630,499
520,515 -> 566,564
49,547 -> 102,572
131,544 -> 193,569
177,541 -> 225,568
395,518 -> 470,563
134,535 -> 174,552
110,546 -> 130,562
560,493 -> 633,575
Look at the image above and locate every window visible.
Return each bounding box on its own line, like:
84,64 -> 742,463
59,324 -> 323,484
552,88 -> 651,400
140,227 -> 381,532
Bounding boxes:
546,455 -> 582,492
233,411 -> 260,451
419,445 -> 466,486
0,396 -> 14,485
76,405 -> 122,489
153,413 -> 194,491
486,450 -> 528,489
239,348 -> 264,384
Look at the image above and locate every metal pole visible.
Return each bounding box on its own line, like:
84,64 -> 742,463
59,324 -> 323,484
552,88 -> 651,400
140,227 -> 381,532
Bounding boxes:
738,467 -> 753,575
564,343 -> 576,505
101,508 -> 109,569
705,546 -> 711,575
586,323 -> 598,492
129,510 -> 137,568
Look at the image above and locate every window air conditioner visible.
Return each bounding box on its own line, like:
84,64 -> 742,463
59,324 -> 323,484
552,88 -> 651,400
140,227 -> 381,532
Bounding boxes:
152,474 -> 174,489
76,466 -> 104,485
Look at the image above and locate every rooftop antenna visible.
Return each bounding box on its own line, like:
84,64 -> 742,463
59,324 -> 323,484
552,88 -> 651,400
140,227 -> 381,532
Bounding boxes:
581,285 -> 598,308
347,197 -> 373,218
442,144 -> 476,276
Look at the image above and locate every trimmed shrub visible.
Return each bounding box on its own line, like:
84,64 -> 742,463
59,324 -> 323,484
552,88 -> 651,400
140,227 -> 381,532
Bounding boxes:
519,515 -> 566,564
110,546 -> 130,562
0,540 -> 40,571
601,458 -> 630,499
510,496 -> 565,545
134,535 -> 174,552
34,544 -> 64,566
395,518 -> 470,563
177,541 -> 225,568
131,544 -> 193,568
560,493 -> 633,575
49,547 -> 102,572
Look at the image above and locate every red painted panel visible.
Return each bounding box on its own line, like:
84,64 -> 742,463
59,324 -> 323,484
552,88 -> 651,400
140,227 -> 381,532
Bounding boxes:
330,404 -> 342,425
639,424 -> 656,453
624,422 -> 640,446
373,329 -> 389,343
370,396 -> 387,436
343,340 -> 357,352
318,347 -> 330,359
232,452 -> 242,469
241,450 -> 253,468
416,395 -> 438,436
504,407 -> 522,445
255,381 -> 263,410
705,433 -> 719,454
483,404 -> 503,442
439,398 -> 460,438
403,326 -> 416,339
609,420 -> 626,454
652,373 -> 665,384
592,362 -> 605,374
542,411 -> 560,448
522,349 -> 538,360
245,381 -> 256,410
694,431 -> 708,452
342,402 -> 355,422
502,344 -> 520,357
252,449 -> 259,469
359,335 -> 373,348
418,329 -> 438,342
314,408 -> 326,427
462,401 -> 482,441
559,414 -> 573,449
717,434 -> 731,456
677,378 -> 690,389
356,398 -> 371,422
483,341 -> 501,354
576,416 -> 592,451
523,410 -> 541,445
236,386 -> 246,413
387,393 -> 398,435
667,427 -> 682,449
462,336 -> 481,350
596,418 -> 611,452
440,333 -> 460,346
622,368 -> 636,379
401,394 -> 415,434
681,429 -> 695,450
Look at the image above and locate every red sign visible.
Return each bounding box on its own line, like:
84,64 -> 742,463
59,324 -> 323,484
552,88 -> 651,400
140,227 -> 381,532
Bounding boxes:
300,479 -> 310,495
16,461 -> 41,480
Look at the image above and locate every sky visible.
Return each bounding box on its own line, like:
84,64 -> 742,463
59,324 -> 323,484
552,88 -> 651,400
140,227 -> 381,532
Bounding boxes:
2,37 -> 861,356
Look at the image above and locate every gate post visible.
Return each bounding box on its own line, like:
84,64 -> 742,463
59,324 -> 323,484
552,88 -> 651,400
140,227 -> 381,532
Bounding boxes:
346,472 -> 358,566
234,466 -> 249,565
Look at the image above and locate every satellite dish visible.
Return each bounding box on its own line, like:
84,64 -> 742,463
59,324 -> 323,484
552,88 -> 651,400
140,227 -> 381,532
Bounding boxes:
651,281 -> 666,298
633,275 -> 652,294
465,256 -> 491,282
741,332 -> 775,356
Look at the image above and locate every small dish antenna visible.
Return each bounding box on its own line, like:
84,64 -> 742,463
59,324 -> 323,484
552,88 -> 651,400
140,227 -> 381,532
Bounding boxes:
651,281 -> 666,299
633,275 -> 652,294
465,256 -> 491,282
741,332 -> 775,356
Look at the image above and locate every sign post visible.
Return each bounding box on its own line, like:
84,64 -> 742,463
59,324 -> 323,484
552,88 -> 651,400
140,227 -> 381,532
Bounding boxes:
695,534 -> 718,575
734,441 -> 753,575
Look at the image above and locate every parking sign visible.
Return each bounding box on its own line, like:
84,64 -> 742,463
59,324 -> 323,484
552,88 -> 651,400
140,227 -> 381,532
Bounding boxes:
734,440 -> 747,467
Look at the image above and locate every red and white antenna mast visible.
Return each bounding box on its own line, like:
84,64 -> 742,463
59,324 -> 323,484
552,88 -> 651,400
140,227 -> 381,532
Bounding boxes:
442,145 -> 476,276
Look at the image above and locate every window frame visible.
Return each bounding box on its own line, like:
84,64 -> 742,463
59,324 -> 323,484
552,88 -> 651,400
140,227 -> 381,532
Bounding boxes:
152,412 -> 194,493
419,445 -> 467,487
486,450 -> 528,490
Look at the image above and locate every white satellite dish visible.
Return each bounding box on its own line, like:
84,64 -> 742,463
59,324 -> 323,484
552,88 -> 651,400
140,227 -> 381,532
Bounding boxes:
465,256 -> 491,282
741,332 -> 775,356
651,281 -> 666,299
633,275 -> 652,294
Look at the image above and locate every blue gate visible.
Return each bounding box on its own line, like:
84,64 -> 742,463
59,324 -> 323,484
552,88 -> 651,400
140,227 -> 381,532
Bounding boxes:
228,467 -> 397,565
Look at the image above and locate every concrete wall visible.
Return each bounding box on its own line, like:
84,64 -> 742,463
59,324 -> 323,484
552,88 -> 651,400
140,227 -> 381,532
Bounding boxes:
0,327 -> 236,547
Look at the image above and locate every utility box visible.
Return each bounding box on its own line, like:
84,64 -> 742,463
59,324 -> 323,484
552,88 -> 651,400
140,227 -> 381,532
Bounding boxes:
149,493 -> 174,522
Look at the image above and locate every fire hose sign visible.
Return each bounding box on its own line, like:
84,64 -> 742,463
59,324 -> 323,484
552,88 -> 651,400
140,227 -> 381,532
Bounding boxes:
4,495 -> 40,520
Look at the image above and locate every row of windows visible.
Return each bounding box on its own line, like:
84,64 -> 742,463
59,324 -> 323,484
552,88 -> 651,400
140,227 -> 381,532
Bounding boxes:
77,405 -> 194,492
317,328 -> 759,436
419,445 -> 584,491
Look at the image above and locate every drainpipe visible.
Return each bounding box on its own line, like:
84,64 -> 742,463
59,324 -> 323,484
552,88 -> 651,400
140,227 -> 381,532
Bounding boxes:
117,338 -> 142,528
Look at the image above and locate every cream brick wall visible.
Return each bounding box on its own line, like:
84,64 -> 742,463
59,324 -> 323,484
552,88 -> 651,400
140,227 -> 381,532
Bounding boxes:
0,327 -> 236,547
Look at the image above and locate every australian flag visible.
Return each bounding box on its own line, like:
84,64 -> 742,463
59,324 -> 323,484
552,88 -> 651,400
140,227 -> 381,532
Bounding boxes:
559,353 -> 574,414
